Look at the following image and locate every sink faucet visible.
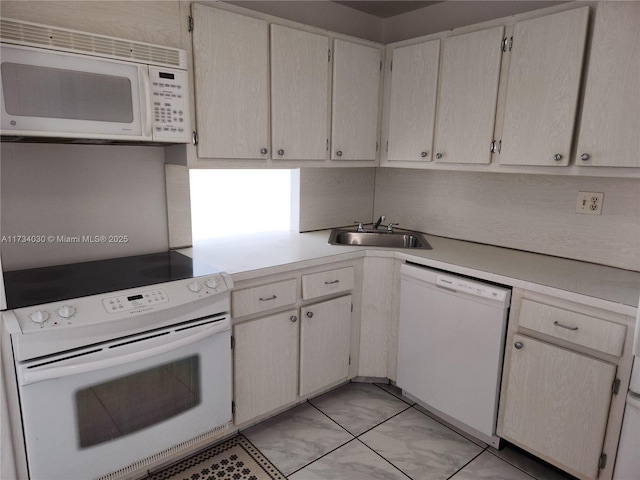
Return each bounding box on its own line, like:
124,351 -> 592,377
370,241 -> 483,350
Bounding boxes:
373,215 -> 386,230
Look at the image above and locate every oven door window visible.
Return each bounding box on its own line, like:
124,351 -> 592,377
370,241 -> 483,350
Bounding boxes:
75,355 -> 200,448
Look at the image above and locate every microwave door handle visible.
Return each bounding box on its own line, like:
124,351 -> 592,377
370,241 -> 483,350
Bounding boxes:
139,66 -> 152,138
21,320 -> 228,386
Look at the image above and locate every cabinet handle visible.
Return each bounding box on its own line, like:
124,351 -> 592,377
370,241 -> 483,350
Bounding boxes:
514,341 -> 523,349
260,148 -> 268,155
553,320 -> 578,331
306,311 -> 314,318
553,153 -> 563,162
336,150 -> 343,157
435,153 -> 443,159
324,280 -> 340,285
420,151 -> 428,158
580,153 -> 590,161
290,315 -> 297,323
259,295 -> 277,301
277,149 -> 285,156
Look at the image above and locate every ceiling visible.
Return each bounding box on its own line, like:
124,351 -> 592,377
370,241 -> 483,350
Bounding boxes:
334,1 -> 443,18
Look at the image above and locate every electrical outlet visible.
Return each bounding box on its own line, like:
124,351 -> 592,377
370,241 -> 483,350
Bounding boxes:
576,192 -> 604,215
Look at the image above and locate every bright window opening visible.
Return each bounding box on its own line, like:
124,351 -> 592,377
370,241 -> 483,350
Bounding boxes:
189,170 -> 293,240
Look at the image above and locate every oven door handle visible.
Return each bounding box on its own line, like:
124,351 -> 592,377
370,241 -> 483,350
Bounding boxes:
21,320 -> 229,386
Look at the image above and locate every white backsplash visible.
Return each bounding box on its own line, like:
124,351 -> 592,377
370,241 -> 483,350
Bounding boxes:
0,143 -> 169,270
374,169 -> 640,271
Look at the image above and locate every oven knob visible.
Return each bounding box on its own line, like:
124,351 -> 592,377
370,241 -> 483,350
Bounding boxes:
57,305 -> 76,318
188,280 -> 202,293
30,310 -> 49,324
205,278 -> 219,289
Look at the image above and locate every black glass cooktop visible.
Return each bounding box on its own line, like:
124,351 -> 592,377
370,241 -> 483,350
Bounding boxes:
3,251 -> 220,309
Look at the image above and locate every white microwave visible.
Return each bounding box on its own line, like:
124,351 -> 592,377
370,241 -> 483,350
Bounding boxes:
1,19 -> 191,144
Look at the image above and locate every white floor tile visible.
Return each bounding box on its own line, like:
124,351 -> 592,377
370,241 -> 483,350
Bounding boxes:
360,407 -> 484,480
309,382 -> 409,436
451,450 -> 535,480
242,403 -> 353,476
288,440 -> 408,480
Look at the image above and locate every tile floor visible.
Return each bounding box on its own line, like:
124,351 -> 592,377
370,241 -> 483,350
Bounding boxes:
242,382 -> 574,480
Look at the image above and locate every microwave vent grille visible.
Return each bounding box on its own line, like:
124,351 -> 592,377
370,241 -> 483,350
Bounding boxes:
1,19 -> 185,69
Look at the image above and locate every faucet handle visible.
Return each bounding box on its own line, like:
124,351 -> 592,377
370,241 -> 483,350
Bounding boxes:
353,221 -> 364,232
387,223 -> 398,232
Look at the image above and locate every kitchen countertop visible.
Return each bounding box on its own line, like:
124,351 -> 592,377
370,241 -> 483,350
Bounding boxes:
180,230 -> 640,315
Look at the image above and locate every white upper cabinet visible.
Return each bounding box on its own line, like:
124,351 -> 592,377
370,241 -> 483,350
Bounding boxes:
575,3 -> 640,168
386,39 -> 440,162
331,39 -> 382,161
192,5 -> 269,159
433,26 -> 504,164
499,7 -> 589,166
271,25 -> 330,161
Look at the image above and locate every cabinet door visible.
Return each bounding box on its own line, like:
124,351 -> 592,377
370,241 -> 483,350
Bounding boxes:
500,7 -> 589,166
233,310 -> 299,425
331,39 -> 382,161
300,295 -> 351,396
386,39 -> 440,162
575,3 -> 640,168
500,334 -> 616,479
271,25 -> 330,160
192,5 -> 269,159
433,26 -> 504,164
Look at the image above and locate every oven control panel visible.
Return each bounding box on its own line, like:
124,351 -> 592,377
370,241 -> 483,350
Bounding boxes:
103,288 -> 169,313
11,273 -> 231,335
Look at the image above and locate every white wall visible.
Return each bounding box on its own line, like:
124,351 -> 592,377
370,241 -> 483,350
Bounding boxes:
224,0 -> 385,42
0,144 -> 169,270
383,1 -> 568,43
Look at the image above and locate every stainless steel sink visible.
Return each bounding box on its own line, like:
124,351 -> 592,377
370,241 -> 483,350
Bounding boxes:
328,228 -> 432,249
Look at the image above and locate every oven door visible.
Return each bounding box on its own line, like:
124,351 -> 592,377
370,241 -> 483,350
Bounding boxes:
16,316 -> 231,480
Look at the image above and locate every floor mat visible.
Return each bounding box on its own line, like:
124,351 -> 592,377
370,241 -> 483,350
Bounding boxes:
148,434 -> 286,480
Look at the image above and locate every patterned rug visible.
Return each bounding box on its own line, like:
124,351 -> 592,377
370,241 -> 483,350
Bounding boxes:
148,435 -> 286,480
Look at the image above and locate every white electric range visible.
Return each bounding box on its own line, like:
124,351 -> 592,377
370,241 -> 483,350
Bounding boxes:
1,251 -> 233,480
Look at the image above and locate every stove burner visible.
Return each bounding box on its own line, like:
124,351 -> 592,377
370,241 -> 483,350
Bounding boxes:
15,287 -> 71,303
2,251 -> 219,310
8,268 -> 73,285
140,265 -> 194,279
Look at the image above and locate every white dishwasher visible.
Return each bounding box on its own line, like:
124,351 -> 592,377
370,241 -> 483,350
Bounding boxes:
396,263 -> 511,447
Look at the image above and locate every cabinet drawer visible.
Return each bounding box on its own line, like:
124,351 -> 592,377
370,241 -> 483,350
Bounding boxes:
519,299 -> 626,357
232,279 -> 297,318
302,267 -> 354,300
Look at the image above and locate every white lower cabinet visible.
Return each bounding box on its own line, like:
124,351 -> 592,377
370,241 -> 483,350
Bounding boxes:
233,310 -> 299,425
500,334 -> 616,479
231,263 -> 358,426
300,295 -> 352,396
498,290 -> 635,480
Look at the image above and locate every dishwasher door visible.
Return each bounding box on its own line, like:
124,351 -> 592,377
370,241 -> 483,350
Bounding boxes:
396,264 -> 511,447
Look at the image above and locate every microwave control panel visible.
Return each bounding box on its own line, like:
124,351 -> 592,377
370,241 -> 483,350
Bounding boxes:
150,66 -> 189,142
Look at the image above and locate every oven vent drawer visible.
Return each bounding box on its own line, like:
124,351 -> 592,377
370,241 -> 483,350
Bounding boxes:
96,422 -> 230,480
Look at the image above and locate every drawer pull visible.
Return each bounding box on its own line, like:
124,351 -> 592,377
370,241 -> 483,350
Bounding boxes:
324,280 -> 340,285
306,311 -> 314,318
553,320 -> 579,331
290,315 -> 297,323
259,295 -> 277,301
514,341 -> 523,349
